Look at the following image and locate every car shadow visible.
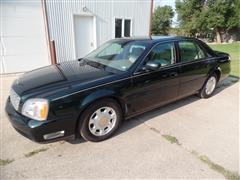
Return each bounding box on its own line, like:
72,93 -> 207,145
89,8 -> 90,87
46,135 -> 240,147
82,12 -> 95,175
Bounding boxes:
67,76 -> 239,144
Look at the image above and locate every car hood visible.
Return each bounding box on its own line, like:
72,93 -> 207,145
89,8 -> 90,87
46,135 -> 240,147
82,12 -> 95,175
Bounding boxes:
12,60 -> 118,97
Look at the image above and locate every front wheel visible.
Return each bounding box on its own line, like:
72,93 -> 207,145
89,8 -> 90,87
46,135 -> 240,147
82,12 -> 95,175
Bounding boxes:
199,74 -> 217,98
78,99 -> 123,142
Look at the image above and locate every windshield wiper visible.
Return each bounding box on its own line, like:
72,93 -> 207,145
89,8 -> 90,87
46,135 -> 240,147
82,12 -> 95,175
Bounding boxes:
85,60 -> 106,70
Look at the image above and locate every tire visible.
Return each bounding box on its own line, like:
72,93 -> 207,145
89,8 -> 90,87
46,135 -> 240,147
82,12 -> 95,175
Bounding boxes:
78,98 -> 123,142
199,74 -> 218,99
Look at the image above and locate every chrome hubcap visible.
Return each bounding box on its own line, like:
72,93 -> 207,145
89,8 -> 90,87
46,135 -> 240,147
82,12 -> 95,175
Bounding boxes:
89,107 -> 117,136
205,76 -> 216,95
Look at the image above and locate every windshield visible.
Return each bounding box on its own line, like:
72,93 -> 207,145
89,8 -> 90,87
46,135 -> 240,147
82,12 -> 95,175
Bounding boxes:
85,40 -> 149,71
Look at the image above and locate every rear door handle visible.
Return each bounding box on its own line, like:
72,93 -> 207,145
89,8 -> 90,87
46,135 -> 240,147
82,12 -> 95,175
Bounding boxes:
170,72 -> 178,77
162,73 -> 168,78
144,80 -> 151,84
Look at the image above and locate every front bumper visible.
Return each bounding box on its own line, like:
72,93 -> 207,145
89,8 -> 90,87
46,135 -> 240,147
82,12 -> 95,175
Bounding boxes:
5,98 -> 76,143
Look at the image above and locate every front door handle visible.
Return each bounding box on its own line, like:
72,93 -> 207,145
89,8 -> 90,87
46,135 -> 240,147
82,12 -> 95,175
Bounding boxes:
161,72 -> 178,78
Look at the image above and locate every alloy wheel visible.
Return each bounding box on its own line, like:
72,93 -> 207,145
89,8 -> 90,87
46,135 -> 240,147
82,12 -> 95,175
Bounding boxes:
88,107 -> 117,136
205,76 -> 217,95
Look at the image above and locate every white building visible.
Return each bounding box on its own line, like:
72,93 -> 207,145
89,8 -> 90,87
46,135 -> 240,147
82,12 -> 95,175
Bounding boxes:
1,0 -> 153,74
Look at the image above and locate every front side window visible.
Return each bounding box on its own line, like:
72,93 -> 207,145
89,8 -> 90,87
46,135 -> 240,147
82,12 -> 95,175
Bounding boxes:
85,40 -> 149,71
179,41 -> 206,62
115,18 -> 132,38
144,42 -> 175,68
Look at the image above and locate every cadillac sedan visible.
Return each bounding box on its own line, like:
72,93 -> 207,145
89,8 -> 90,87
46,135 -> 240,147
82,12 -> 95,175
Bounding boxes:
5,36 -> 230,143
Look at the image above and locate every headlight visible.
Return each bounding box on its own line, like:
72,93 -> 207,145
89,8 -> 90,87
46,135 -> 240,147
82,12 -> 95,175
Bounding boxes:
22,98 -> 49,121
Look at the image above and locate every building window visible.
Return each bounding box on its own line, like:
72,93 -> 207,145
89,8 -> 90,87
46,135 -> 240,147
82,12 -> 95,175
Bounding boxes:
124,19 -> 131,37
115,19 -> 122,38
115,18 -> 132,38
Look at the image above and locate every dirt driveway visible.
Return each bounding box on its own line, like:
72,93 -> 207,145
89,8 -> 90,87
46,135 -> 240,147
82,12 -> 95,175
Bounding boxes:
0,75 -> 239,179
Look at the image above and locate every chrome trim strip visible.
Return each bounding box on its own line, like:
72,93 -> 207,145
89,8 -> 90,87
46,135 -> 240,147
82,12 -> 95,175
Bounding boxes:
133,64 -> 180,78
133,57 -> 217,78
217,66 -> 222,72
178,57 -> 216,66
51,76 -> 132,101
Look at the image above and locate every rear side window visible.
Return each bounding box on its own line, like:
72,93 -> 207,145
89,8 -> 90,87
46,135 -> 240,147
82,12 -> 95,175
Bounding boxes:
179,41 -> 206,62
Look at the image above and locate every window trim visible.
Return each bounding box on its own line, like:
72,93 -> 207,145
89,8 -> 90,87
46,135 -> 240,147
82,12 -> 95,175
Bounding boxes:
113,17 -> 132,38
133,41 -> 178,75
146,42 -> 176,65
177,40 -> 208,63
133,39 -> 214,76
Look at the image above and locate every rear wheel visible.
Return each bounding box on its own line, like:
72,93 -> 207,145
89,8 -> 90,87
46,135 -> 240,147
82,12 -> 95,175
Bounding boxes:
78,98 -> 123,142
199,74 -> 217,98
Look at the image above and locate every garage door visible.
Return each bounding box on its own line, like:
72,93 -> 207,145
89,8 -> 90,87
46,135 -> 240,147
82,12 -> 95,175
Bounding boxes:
1,1 -> 50,74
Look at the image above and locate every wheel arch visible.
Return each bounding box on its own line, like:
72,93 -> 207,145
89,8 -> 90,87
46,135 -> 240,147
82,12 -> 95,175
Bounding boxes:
214,67 -> 221,82
75,89 -> 127,132
208,66 -> 222,82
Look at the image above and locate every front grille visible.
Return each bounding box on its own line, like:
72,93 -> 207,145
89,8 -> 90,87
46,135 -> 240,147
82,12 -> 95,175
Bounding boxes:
10,89 -> 20,111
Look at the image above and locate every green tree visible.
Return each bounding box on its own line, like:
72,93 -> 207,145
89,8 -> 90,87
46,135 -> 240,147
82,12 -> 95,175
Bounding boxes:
206,0 -> 240,43
175,0 -> 240,43
175,0 -> 206,36
151,5 -> 174,35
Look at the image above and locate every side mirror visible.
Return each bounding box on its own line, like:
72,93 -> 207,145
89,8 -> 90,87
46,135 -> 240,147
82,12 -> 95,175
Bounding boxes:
145,61 -> 160,71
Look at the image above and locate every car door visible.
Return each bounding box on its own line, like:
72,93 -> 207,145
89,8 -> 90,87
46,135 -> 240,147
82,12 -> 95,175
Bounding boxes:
177,40 -> 211,97
127,42 -> 181,115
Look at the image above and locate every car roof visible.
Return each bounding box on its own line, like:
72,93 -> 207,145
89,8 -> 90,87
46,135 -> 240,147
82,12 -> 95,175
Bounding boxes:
114,36 -> 197,44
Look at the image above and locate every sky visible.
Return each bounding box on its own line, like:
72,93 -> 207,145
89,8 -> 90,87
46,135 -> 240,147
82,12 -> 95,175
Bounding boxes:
154,0 -> 178,27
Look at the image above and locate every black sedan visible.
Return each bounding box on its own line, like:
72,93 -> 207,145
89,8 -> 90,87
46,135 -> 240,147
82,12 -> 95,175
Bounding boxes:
5,36 -> 230,143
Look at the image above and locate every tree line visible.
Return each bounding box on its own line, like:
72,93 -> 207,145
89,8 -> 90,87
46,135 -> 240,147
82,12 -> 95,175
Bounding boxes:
151,0 -> 240,43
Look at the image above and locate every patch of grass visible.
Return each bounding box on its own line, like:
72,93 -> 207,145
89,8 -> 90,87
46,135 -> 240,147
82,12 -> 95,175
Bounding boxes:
209,43 -> 240,78
0,158 -> 14,166
191,150 -> 199,156
24,147 -> 49,158
199,155 -> 240,180
162,134 -> 181,145
149,127 -> 161,134
191,150 -> 240,180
